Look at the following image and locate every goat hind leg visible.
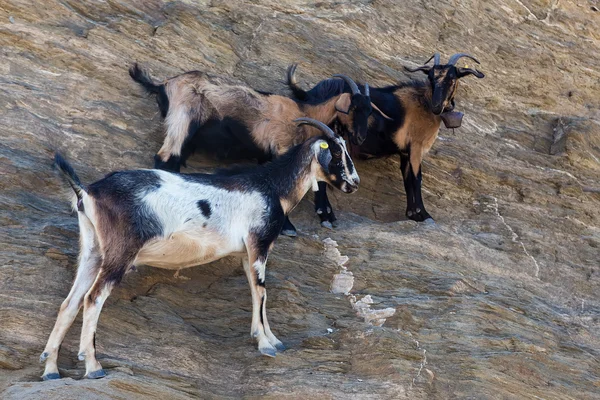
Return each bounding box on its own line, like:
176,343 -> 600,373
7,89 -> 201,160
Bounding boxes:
40,214 -> 100,380
78,266 -> 123,379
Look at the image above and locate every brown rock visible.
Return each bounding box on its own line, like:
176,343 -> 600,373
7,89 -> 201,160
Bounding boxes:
1,0 -> 599,399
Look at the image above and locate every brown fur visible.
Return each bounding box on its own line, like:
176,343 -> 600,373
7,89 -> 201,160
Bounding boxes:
392,85 -> 442,170
157,72 -> 345,161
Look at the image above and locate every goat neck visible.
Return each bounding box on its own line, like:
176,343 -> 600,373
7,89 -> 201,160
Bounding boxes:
299,96 -> 340,126
266,138 -> 320,214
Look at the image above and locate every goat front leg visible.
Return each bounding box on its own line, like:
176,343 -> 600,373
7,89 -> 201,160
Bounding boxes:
400,151 -> 417,220
242,251 -> 284,356
411,165 -> 432,221
315,182 -> 337,229
280,217 -> 297,237
40,215 -> 101,380
401,147 -> 432,222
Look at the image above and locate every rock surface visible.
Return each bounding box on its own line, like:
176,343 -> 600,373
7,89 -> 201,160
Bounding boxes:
1,0 -> 599,398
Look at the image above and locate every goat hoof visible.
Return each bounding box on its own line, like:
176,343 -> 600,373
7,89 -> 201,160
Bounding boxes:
39,352 -> 49,363
77,352 -> 85,361
280,229 -> 297,237
42,372 -> 61,381
274,341 -> 286,352
260,347 -> 277,358
321,221 -> 333,230
331,220 -> 339,228
86,369 -> 106,379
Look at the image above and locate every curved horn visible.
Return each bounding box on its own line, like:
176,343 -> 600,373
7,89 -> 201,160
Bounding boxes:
332,74 -> 360,95
287,64 -> 298,86
447,53 -> 480,66
404,65 -> 431,73
294,118 -> 337,140
364,83 -> 370,97
422,52 -> 441,66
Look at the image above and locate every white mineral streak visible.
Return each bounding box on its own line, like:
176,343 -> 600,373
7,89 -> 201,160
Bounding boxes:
324,238 -> 395,326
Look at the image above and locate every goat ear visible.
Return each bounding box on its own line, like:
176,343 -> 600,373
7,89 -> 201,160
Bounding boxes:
335,93 -> 352,114
371,103 -> 393,121
316,141 -> 333,170
457,67 -> 485,79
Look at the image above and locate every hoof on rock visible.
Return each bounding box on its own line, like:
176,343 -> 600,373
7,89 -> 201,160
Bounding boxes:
321,221 -> 333,230
280,229 -> 297,237
86,369 -> 106,379
39,352 -> 49,363
260,347 -> 277,358
274,342 -> 286,352
42,372 -> 61,381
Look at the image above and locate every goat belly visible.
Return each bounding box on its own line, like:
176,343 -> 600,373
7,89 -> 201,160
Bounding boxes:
352,132 -> 398,159
188,117 -> 268,161
133,229 -> 235,270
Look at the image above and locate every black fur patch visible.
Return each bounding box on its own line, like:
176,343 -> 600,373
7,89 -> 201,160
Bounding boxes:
260,295 -> 265,326
196,200 -> 212,218
88,170 -> 164,242
181,117 -> 267,162
154,154 -> 182,173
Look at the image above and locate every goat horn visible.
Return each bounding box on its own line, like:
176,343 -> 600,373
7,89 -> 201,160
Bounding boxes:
422,52 -> 441,66
287,64 -> 298,85
364,83 -> 370,97
332,74 -> 361,95
447,53 -> 481,66
294,118 -> 337,140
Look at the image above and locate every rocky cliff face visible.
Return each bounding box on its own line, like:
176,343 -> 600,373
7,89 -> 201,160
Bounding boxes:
1,0 -> 599,398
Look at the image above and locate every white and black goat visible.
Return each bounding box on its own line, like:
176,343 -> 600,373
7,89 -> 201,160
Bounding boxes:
40,118 -> 359,381
129,64 -> 381,235
287,53 -> 485,223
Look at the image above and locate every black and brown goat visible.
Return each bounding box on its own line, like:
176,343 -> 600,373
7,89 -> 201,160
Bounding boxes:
129,65 -> 382,235
287,53 -> 485,223
40,118 -> 359,380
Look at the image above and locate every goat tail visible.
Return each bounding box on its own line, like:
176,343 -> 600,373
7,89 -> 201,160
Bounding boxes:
54,153 -> 87,202
286,64 -> 308,101
129,63 -> 162,95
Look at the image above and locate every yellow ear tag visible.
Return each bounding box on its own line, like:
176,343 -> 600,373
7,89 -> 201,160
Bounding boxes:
320,142 -> 329,149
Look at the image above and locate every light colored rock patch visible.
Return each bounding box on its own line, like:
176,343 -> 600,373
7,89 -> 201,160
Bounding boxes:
324,238 -> 395,326
350,295 -> 396,327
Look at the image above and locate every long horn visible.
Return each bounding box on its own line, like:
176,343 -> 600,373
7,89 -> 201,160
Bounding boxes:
404,65 -> 431,73
422,52 -> 441,66
287,64 -> 298,86
364,83 -> 370,97
332,74 -> 360,95
447,53 -> 480,66
294,118 -> 337,140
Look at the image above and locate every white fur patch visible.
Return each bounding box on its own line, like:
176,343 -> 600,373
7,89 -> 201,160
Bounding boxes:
135,171 -> 268,269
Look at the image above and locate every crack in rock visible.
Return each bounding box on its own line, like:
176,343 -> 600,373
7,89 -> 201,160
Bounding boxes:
483,196 -> 541,279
